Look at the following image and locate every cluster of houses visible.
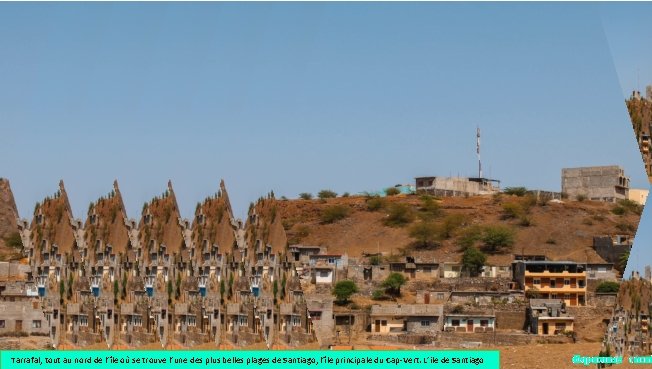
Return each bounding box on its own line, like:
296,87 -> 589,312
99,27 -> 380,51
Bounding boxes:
0,177 -> 633,349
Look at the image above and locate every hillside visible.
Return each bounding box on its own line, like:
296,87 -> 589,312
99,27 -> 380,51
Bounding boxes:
30,181 -> 77,263
84,181 -> 131,257
280,193 -> 642,266
139,181 -> 185,255
626,97 -> 652,180
617,278 -> 652,314
0,178 -> 20,261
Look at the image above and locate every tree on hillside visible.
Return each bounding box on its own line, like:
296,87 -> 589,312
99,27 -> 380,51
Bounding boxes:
299,193 -> 313,200
318,190 -> 338,199
384,203 -> 416,227
409,222 -> 441,249
462,247 -> 487,277
385,187 -> 401,196
382,273 -> 407,297
332,280 -> 358,305
481,225 -> 515,253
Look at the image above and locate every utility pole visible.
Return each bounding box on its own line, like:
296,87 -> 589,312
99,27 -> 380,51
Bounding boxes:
477,127 -> 482,178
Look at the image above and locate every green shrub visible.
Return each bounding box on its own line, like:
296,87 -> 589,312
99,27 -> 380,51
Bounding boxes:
616,222 -> 636,233
318,189 -> 338,199
372,289 -> 385,300
501,203 -> 523,220
385,187 -> 401,196
615,199 -> 643,215
545,238 -> 556,245
332,280 -> 358,304
439,214 -> 466,239
462,247 -> 486,277
481,225 -> 515,253
369,255 -> 381,265
3,232 -> 22,249
503,187 -> 528,197
596,281 -> 620,293
611,206 -> 626,216
382,273 -> 407,296
576,194 -> 587,202
518,216 -> 532,227
321,205 -> 350,224
458,225 -> 484,250
418,196 -> 442,220
299,192 -> 313,200
366,196 -> 387,211
341,192 -> 350,198
409,221 -> 441,249
384,203 -> 416,227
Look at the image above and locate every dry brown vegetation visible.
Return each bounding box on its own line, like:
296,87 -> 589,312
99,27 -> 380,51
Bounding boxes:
280,194 -> 641,265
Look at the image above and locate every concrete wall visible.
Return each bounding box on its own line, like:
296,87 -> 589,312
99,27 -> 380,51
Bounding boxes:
0,299 -> 50,335
628,188 -> 649,205
495,311 -> 526,331
593,237 -> 631,265
406,316 -> 440,334
562,166 -> 629,202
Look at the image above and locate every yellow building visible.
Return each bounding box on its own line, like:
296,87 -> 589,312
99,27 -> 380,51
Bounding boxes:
514,261 -> 587,306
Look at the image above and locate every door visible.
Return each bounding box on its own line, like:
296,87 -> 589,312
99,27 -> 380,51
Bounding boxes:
15,320 -> 22,332
375,320 -> 380,333
542,323 -> 549,335
424,293 -> 430,304
467,320 -> 473,333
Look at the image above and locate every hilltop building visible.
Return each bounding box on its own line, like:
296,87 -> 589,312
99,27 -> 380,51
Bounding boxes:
629,188 -> 649,205
561,166 -> 630,202
415,176 -> 500,197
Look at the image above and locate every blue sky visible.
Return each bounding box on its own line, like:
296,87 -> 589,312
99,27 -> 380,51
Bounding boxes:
600,3 -> 652,277
0,3 -> 647,222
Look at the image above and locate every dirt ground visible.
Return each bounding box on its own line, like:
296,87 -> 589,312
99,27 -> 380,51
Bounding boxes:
279,194 -> 641,265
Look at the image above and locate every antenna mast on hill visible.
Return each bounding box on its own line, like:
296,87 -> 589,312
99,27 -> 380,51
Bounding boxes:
477,126 -> 482,178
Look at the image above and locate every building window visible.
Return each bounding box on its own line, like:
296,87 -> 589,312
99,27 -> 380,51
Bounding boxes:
328,258 -> 336,264
421,320 -> 431,327
79,315 -> 88,327
564,279 -> 570,286
555,323 -> 566,332
480,320 -> 489,327
292,316 -> 301,327
452,320 -> 460,327
0,320 -> 5,328
533,279 -> 541,285
319,271 -> 329,278
32,320 -> 41,329
437,293 -> 445,300
551,294 -> 558,299
564,294 -> 571,300
423,267 -> 432,273
188,316 -> 196,327
133,316 -> 142,327
578,280 -> 585,288
550,280 -> 556,288
238,316 -> 248,326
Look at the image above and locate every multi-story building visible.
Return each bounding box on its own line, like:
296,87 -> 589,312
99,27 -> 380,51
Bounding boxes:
528,299 -> 574,335
512,260 -> 587,306
561,166 -> 630,202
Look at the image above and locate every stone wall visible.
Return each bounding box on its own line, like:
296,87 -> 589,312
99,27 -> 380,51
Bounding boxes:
436,331 -> 571,347
495,311 -> 526,331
